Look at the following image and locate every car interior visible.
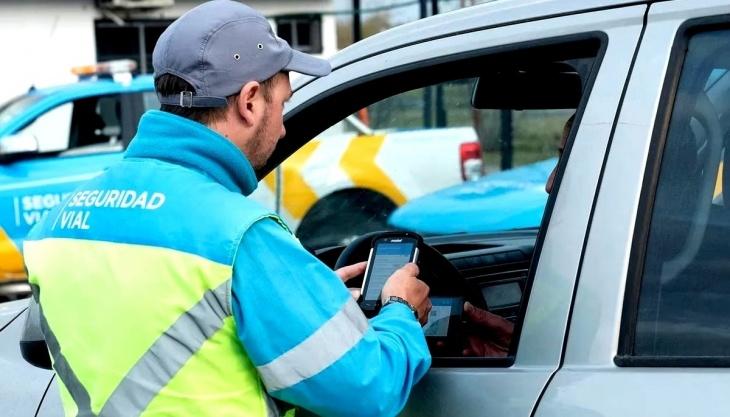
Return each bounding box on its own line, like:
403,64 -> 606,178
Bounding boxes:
274,39 -> 602,364
62,95 -> 126,157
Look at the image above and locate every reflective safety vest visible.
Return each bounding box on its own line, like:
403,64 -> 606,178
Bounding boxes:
24,110 -> 290,417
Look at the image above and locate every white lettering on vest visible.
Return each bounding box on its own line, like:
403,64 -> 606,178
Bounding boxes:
104,190 -> 121,208
120,191 -> 137,208
146,193 -> 166,210
59,210 -> 90,230
131,192 -> 148,209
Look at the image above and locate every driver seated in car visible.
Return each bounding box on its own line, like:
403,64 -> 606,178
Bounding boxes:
461,114 -> 574,357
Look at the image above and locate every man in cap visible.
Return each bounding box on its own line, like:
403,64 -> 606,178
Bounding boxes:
23,1 -> 432,416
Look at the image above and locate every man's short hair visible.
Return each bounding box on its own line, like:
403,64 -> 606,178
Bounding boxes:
155,74 -> 275,125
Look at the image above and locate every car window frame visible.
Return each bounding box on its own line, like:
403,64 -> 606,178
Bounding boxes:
0,93 -> 46,127
617,16 -> 730,367
7,91 -> 146,163
276,32 -> 608,368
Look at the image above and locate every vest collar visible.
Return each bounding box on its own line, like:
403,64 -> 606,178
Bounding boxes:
125,110 -> 258,195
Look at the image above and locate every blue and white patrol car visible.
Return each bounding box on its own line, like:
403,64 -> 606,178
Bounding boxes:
0,60 -> 156,297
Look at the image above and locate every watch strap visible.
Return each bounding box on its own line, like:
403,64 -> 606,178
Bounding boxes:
383,296 -> 419,320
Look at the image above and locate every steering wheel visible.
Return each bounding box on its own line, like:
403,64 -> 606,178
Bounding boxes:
334,231 -> 486,355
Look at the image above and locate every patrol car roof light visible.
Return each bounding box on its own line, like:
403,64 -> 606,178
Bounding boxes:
71,59 -> 138,79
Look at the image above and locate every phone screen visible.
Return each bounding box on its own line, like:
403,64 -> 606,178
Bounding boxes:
423,297 -> 463,337
361,239 -> 417,309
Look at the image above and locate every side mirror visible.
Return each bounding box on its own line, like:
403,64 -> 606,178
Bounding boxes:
0,132 -> 39,161
20,297 -> 52,370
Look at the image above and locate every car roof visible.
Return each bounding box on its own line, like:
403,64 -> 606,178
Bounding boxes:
294,0 -> 651,90
36,75 -> 154,98
0,75 -> 154,136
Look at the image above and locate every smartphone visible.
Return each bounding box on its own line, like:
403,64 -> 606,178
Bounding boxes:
359,234 -> 421,312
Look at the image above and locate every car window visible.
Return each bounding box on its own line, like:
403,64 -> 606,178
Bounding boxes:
632,29 -> 730,357
143,91 -> 160,111
68,95 -> 122,149
18,102 -> 73,153
287,77 -> 574,250
18,94 -> 134,156
0,93 -> 46,127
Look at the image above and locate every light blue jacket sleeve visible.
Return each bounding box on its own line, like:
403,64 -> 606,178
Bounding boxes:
231,218 -> 431,417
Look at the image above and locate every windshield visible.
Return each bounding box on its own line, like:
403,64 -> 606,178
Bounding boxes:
0,93 -> 46,127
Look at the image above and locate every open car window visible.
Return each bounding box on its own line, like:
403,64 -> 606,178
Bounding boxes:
273,37 -> 603,364
271,44 -> 599,251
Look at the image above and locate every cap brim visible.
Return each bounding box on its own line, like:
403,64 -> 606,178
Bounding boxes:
284,49 -> 331,77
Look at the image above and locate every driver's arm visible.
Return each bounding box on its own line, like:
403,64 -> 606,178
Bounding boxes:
231,218 -> 431,417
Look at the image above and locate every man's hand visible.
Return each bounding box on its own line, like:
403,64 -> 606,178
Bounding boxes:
461,302 -> 514,357
335,261 -> 367,300
381,263 -> 432,326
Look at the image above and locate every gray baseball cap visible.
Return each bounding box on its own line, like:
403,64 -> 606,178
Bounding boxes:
153,0 -> 331,108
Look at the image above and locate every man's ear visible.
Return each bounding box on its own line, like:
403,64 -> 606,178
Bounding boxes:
237,81 -> 263,127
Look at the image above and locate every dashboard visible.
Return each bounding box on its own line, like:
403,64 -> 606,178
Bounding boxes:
314,229 -> 538,360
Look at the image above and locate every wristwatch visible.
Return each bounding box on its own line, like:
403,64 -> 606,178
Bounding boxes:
383,296 -> 419,320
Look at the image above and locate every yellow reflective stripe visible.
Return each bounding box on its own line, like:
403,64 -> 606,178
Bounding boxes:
340,135 -> 406,205
0,227 -> 26,281
279,141 -> 321,219
24,238 -> 232,414
715,161 -> 723,199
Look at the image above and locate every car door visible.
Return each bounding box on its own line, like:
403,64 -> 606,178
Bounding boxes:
276,4 -> 645,417
535,1 -> 730,416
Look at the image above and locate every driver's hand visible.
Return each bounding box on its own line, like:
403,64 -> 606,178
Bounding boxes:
335,261 -> 367,300
381,263 -> 432,326
461,302 -> 514,357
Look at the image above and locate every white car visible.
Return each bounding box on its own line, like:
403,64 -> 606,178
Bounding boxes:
7,0 -> 730,416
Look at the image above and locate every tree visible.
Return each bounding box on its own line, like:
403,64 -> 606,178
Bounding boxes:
337,12 -> 392,48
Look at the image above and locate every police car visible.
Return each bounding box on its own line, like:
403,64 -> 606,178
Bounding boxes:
7,0 -> 730,415
0,60 -> 154,300
0,60 -> 480,300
